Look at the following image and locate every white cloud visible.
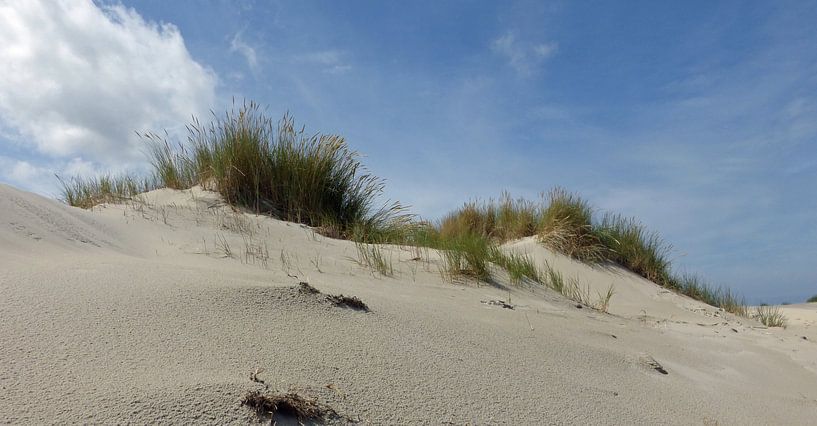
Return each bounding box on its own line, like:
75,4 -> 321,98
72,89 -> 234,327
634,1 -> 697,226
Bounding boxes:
0,156 -> 55,196
9,159 -> 40,181
0,0 -> 217,168
230,32 -> 259,72
491,32 -> 558,75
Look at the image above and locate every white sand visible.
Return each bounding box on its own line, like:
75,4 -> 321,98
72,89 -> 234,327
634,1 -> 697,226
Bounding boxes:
1,183 -> 815,424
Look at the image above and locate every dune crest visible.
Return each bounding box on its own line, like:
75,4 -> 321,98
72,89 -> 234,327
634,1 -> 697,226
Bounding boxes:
1,184 -> 815,424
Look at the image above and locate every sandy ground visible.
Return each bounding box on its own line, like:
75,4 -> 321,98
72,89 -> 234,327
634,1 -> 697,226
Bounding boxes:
1,183 -> 816,424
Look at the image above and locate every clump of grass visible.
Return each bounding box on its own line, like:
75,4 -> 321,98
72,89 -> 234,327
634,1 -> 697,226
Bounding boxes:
439,192 -> 540,242
355,241 -> 394,277
538,187 -> 606,262
544,266 -> 567,294
670,273 -> 748,316
596,284 -> 615,313
139,135 -> 197,189
174,102 -> 410,238
439,233 -> 495,282
715,286 -> 748,317
755,305 -> 787,328
594,213 -> 672,285
543,265 -> 614,312
491,251 -> 542,285
807,295 -> 817,303
57,173 -> 156,209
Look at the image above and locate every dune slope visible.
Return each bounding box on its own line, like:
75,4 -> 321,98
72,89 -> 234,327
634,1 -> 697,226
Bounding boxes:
1,184 -> 815,424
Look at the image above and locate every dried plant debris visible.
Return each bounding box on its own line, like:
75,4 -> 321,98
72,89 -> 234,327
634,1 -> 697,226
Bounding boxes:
298,281 -> 321,295
481,300 -> 515,309
242,390 -> 338,423
296,282 -> 370,312
250,367 -> 267,387
640,353 -> 668,375
327,294 -> 369,311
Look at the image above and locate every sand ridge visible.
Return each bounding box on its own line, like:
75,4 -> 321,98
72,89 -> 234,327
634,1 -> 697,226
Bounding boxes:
1,184 -> 815,424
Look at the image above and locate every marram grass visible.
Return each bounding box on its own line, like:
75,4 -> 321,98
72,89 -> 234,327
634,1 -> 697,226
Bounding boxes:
57,173 -> 157,209
61,101 -> 411,240
56,99 -> 755,316
176,102 -> 411,239
755,305 -> 787,328
538,187 -> 607,262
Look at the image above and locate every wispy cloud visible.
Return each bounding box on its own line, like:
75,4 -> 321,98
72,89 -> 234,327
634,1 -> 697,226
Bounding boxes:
297,50 -> 352,74
230,32 -> 259,73
490,31 -> 558,75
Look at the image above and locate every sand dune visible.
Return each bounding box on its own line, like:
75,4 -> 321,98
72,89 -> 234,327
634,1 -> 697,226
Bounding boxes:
1,184 -> 815,424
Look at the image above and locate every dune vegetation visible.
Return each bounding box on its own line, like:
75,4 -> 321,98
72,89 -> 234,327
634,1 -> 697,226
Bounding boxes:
808,295 -> 817,303
755,305 -> 787,328
436,190 -> 749,315
56,173 -> 157,209
58,100 -> 756,316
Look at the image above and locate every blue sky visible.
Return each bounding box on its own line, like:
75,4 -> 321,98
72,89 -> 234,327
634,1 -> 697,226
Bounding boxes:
0,1 -> 815,303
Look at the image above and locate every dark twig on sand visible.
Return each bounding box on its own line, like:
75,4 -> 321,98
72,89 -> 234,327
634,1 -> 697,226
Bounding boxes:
296,282 -> 370,312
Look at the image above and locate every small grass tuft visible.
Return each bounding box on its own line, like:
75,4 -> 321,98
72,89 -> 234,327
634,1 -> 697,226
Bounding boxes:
491,251 -> 542,285
755,305 -> 787,328
438,233 -> 494,282
355,241 -> 394,277
597,284 -> 615,313
538,187 -> 606,262
543,264 -> 614,312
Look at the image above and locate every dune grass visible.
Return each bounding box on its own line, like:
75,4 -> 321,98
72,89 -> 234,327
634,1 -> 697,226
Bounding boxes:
438,233 -> 495,282
431,189 -> 751,315
808,295 -> 817,303
438,187 -> 607,263
538,187 -> 607,262
61,101 -> 411,240
594,213 -> 672,285
543,265 -> 614,312
755,305 -> 787,328
668,273 -> 748,316
179,103 -> 411,239
491,251 -> 543,285
439,192 -> 541,242
355,241 -> 394,277
57,174 -> 157,209
54,99 -> 758,315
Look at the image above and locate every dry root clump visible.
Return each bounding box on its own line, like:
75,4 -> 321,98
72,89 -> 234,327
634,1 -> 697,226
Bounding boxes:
298,281 -> 321,294
242,390 -> 336,423
297,282 -> 369,312
327,294 -> 368,311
